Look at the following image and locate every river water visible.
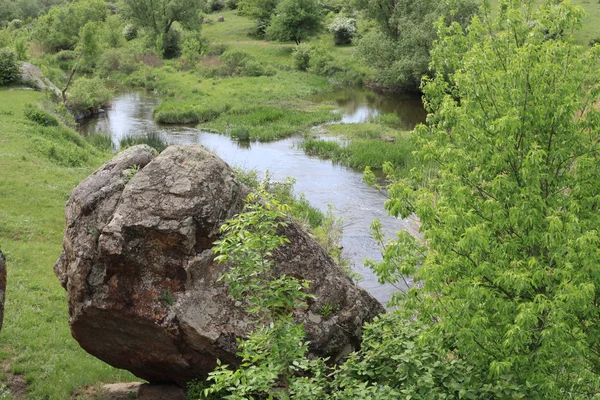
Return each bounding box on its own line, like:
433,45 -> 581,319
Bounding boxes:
79,90 -> 426,305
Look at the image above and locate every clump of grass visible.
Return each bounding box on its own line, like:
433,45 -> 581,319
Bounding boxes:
24,105 -> 59,127
300,136 -> 414,170
86,132 -> 114,152
153,102 -> 231,124
230,125 -> 250,141
119,131 -> 168,153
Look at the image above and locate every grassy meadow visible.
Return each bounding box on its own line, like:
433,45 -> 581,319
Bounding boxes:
0,90 -> 136,399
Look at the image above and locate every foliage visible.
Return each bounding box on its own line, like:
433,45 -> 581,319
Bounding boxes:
24,105 -> 59,126
204,0 -> 225,13
237,0 -> 280,35
373,0 -> 600,396
202,192 -> 317,399
0,47 -> 21,86
33,0 -> 108,52
328,15 -> 356,45
67,76 -> 113,114
225,0 -> 239,10
292,43 -> 311,71
266,0 -> 324,45
121,0 -> 203,57
123,24 -> 138,41
354,0 -> 479,90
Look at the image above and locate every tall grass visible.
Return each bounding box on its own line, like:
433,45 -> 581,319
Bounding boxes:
119,131 -> 168,153
86,132 -> 114,152
300,137 -> 414,170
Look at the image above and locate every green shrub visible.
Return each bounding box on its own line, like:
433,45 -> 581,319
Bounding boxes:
97,48 -> 138,75
123,24 -> 138,41
205,43 -> 229,56
68,77 -> 113,114
308,46 -> 339,76
292,43 -> 311,71
328,15 -> 357,45
24,106 -> 59,127
225,0 -> 239,9
162,28 -> 182,59
590,37 -> 600,47
219,48 -> 252,75
205,0 -> 225,13
0,47 -> 20,86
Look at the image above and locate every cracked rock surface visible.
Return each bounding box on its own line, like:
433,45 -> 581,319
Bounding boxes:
55,145 -> 384,383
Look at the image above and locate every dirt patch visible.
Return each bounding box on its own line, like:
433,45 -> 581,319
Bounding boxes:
1,361 -> 27,399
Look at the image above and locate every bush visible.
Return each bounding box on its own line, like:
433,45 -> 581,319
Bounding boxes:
219,49 -> 270,76
123,24 -> 138,41
68,77 -> 113,114
205,0 -> 225,13
328,15 -> 357,45
8,19 -> 22,30
590,37 -> 600,47
162,28 -> 182,59
24,106 -> 59,127
225,0 -> 239,9
292,43 -> 311,71
308,46 -> 339,76
97,48 -> 138,75
0,47 -> 20,86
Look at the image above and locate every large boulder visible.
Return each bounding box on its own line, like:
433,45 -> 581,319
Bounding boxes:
0,249 -> 5,333
55,145 -> 384,383
20,63 -> 61,96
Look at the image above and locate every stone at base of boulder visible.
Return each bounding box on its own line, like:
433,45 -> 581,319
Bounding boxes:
102,383 -> 186,400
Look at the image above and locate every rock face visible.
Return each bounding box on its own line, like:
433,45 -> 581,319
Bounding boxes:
20,63 -> 61,96
55,145 -> 384,383
0,249 -> 5,333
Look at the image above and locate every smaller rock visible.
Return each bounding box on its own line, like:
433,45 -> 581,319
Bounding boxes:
218,16 -> 225,22
0,249 -> 6,333
102,382 -> 186,400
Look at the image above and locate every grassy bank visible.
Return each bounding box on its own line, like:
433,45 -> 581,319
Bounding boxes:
300,122 -> 414,170
0,90 -> 135,399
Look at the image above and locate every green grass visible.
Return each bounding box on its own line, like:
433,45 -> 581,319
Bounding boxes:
124,10 -> 367,141
0,90 -> 136,399
150,68 -> 341,140
300,123 -> 414,170
573,0 -> 600,46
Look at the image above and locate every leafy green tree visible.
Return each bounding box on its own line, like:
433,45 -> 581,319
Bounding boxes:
0,47 -> 21,86
33,0 -> 108,51
354,0 -> 478,90
367,0 -> 600,396
237,0 -> 279,35
121,0 -> 203,57
266,0 -> 323,45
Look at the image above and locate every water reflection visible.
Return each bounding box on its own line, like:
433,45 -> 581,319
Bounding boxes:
311,87 -> 427,129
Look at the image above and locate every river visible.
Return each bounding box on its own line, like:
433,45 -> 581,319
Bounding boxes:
78,90 -> 426,305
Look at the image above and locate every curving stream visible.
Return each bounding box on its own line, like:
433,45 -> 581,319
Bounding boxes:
79,90 -> 426,305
